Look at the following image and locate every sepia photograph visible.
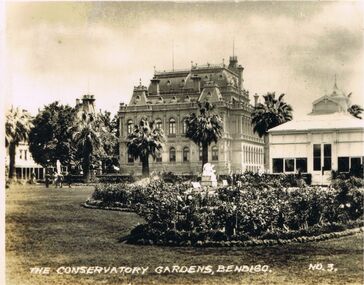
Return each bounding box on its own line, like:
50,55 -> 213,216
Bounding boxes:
3,1 -> 364,284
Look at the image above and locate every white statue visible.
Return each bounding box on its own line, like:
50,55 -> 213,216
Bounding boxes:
202,163 -> 217,181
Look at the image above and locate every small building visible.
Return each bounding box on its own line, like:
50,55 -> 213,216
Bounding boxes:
268,80 -> 364,185
5,141 -> 45,181
118,55 -> 264,176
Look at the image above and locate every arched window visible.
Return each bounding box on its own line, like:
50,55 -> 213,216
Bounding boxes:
169,118 -> 176,135
182,118 -> 188,134
183,147 -> 190,162
127,119 -> 133,134
156,152 -> 162,163
155,118 -> 162,130
128,153 -> 134,163
169,147 -> 176,162
212,146 -> 219,161
199,146 -> 203,161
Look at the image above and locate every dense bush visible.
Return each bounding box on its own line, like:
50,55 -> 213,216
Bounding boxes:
89,176 -> 363,246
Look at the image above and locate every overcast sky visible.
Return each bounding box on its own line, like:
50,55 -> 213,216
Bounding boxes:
4,1 -> 364,117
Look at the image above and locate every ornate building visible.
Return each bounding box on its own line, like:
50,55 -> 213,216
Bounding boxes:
118,55 -> 264,176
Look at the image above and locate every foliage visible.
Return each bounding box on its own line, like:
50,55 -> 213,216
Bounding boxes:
251,93 -> 293,137
90,177 -> 364,245
126,118 -> 165,177
347,104 -> 363,119
71,111 -> 105,182
185,101 -> 223,169
5,106 -> 33,179
98,111 -> 119,173
29,102 -> 75,167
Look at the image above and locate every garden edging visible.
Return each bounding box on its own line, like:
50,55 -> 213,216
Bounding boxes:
129,226 -> 364,247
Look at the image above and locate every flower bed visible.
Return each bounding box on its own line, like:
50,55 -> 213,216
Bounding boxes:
87,176 -> 364,247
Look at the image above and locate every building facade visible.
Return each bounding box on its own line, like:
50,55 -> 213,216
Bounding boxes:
269,80 -> 364,185
118,56 -> 264,176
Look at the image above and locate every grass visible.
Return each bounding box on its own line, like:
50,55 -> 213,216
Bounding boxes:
6,185 -> 364,285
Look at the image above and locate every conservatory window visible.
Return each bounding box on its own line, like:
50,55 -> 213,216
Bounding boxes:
273,158 -> 283,173
296,158 -> 307,173
313,144 -> 321,171
323,144 -> 332,170
284,158 -> 294,172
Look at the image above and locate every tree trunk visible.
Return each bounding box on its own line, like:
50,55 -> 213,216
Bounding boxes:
141,156 -> 149,177
8,142 -> 16,180
202,142 -> 208,171
83,153 -> 91,183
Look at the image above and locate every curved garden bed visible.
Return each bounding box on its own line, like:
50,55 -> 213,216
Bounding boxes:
87,174 -> 364,248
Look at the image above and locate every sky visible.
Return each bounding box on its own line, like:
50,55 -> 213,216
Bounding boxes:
4,1 -> 364,117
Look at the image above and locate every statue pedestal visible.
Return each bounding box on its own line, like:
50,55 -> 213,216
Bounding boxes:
201,175 -> 217,187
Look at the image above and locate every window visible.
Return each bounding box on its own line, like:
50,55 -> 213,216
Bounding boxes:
313,144 -> 321,171
183,147 -> 190,162
169,147 -> 176,162
296,158 -> 307,173
127,120 -> 133,134
182,119 -> 187,134
199,146 -> 203,161
155,119 -> 162,130
169,118 -> 176,135
128,153 -> 134,163
323,144 -> 332,170
156,152 -> 162,163
273,158 -> 283,173
212,146 -> 218,161
351,157 -> 361,172
24,150 -> 28,160
284,159 -> 294,172
338,157 -> 349,172
19,150 -> 23,160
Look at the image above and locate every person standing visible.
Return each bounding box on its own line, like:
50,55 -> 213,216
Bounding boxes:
45,172 -> 50,188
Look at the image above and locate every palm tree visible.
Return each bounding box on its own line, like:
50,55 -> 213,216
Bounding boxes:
347,104 -> 363,119
252,93 -> 293,137
185,101 -> 223,171
251,92 -> 293,169
5,107 -> 33,180
71,112 -> 103,183
126,118 -> 165,177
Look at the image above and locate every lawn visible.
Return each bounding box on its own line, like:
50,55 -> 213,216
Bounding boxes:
6,185 -> 364,285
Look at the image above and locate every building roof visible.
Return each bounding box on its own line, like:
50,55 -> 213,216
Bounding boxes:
269,113 -> 364,133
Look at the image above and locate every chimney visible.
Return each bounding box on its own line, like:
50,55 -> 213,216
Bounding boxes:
150,77 -> 160,95
254,93 -> 259,107
237,65 -> 244,92
192,74 -> 201,93
76,98 -> 80,105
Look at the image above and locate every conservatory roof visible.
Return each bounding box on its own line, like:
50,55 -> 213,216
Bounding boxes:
268,112 -> 364,133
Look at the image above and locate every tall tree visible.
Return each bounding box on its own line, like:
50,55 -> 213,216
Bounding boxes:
71,112 -> 103,182
251,93 -> 293,137
347,104 -> 363,119
185,101 -> 223,170
126,118 -> 165,177
5,107 -> 33,179
251,93 -> 293,169
98,111 -> 119,173
29,102 -> 75,168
